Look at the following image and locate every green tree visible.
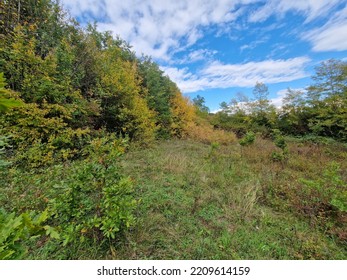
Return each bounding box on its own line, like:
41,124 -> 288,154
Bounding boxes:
278,88 -> 309,135
249,82 -> 275,131
138,57 -> 174,138
251,82 -> 271,114
307,59 -> 347,101
98,42 -> 156,143
305,59 -> 347,139
193,95 -> 210,115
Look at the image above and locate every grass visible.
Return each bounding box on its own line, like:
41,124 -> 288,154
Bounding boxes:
1,138 -> 346,259
115,139 -> 346,259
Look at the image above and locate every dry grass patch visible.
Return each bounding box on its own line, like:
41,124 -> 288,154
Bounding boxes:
186,122 -> 237,145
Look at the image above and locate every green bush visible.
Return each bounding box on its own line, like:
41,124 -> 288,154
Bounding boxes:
48,136 -> 137,245
271,129 -> 289,162
13,128 -> 91,168
239,131 -> 256,147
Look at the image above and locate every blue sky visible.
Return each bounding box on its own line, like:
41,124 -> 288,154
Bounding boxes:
61,0 -> 347,112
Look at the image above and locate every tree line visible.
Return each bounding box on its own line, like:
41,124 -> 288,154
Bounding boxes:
211,59 -> 347,141
0,0 -> 196,166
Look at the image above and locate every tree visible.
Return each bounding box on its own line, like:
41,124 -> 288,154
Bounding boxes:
279,88 -> 309,135
138,57 -> 174,138
307,59 -> 347,101
304,59 -> 347,139
252,82 -> 270,114
211,93 -> 251,136
219,101 -> 229,113
98,43 -> 156,142
249,82 -> 275,130
192,95 -> 209,114
0,0 -> 201,147
170,91 -> 195,137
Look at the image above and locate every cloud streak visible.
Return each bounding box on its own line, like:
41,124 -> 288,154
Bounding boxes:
248,0 -> 341,23
162,57 -> 310,93
61,0 -> 342,60
303,5 -> 347,52
62,0 -> 246,60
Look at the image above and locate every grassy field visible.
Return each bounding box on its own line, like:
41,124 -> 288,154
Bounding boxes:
1,138 -> 346,259
116,138 -> 346,259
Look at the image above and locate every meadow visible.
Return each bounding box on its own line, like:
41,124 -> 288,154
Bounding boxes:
2,136 -> 345,259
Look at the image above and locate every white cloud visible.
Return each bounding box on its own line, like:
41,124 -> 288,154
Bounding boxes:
62,0 -> 248,60
176,49 -> 218,64
62,0 -> 105,18
202,57 -> 310,86
270,89 -> 289,108
161,66 -> 209,93
163,57 -> 310,93
59,0 -> 344,97
248,0 -> 341,23
61,0 -> 342,61
303,5 -> 347,52
248,2 -> 276,23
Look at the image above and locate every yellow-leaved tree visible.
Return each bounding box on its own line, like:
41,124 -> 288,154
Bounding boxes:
98,41 -> 156,143
170,90 -> 195,137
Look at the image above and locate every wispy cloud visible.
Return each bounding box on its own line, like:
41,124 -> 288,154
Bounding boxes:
240,36 -> 270,52
248,0 -> 341,23
303,5 -> 347,52
266,43 -> 290,59
60,0 -> 345,99
162,57 -> 310,93
176,49 -> 218,64
61,0 -> 341,61
62,0 -> 247,60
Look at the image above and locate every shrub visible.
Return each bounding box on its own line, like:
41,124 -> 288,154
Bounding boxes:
12,127 -> 91,168
48,136 -> 137,245
271,129 -> 289,162
239,131 -> 256,147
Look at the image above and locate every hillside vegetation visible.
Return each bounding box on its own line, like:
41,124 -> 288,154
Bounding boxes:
0,0 -> 346,260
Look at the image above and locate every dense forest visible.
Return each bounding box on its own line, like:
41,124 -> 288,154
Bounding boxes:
0,0 -> 346,260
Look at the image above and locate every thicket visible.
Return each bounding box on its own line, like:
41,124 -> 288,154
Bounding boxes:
0,0 -> 198,154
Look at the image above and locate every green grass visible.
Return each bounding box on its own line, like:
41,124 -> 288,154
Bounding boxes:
1,139 -> 346,259
115,140 -> 346,259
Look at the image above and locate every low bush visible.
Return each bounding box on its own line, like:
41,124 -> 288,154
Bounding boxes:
239,132 -> 256,147
48,136 -> 137,246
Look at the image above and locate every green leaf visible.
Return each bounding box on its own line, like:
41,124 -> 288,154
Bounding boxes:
43,226 -> 60,240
